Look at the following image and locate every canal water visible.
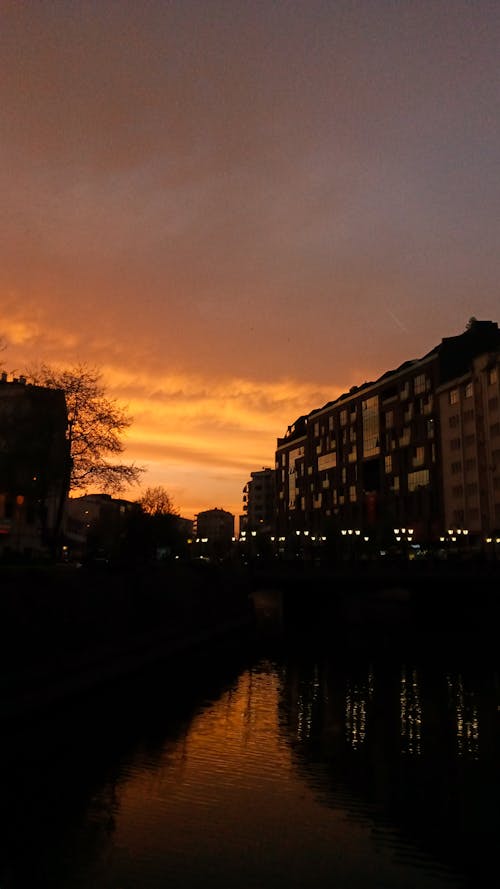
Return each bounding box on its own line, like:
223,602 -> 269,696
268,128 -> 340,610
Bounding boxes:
1,616 -> 499,888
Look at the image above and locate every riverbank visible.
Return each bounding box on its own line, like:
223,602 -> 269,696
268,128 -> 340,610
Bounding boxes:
247,557 -> 500,644
0,561 -> 255,724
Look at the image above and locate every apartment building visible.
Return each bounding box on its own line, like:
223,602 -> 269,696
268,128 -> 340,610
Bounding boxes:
438,352 -> 500,537
275,320 -> 500,544
241,467 -> 276,535
0,374 -> 70,556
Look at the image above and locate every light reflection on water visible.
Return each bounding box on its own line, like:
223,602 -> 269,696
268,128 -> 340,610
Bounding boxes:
2,636 -> 499,889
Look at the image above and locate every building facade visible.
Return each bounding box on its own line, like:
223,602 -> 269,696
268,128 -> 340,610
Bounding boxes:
0,374 -> 70,557
241,467 -> 276,535
275,321 -> 500,547
64,493 -> 136,559
195,508 -> 234,558
438,352 -> 500,539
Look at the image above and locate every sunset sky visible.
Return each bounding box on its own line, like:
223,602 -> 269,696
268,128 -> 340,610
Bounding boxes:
1,0 -> 499,522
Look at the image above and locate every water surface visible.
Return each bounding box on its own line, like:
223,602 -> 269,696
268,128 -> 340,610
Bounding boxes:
1,629 -> 498,888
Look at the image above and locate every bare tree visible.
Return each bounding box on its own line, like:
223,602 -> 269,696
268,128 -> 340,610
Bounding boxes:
139,485 -> 178,516
29,363 -> 144,493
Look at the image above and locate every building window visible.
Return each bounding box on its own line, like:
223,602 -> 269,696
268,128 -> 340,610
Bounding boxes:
465,482 -> 478,497
490,422 -> 500,438
449,389 -> 459,405
464,458 -> 476,472
392,476 -> 400,492
349,485 -> 357,502
488,367 -> 498,385
451,461 -> 462,475
385,455 -> 392,474
422,395 -> 434,415
404,403 -> 414,422
329,415 -> 334,431
450,438 -> 461,451
399,427 -> 411,447
340,410 -> 347,427
463,409 -> 474,422
413,446 -> 425,467
489,396 -> 499,412
427,419 -> 435,439
385,410 -> 394,429
400,382 -> 409,400
465,382 -> 473,398
452,485 -> 464,498
362,396 -> 380,457
414,374 -> 426,395
449,415 -> 460,428
408,469 -> 430,491
464,433 -> 475,447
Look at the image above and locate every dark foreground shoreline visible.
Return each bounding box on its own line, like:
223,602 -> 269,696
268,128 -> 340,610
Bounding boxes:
0,561 -> 255,724
1,557 -> 499,724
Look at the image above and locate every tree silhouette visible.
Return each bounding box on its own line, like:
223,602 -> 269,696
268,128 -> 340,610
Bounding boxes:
29,363 -> 144,493
139,485 -> 178,516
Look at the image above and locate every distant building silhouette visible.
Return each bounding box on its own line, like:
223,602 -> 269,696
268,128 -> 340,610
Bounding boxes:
196,507 -> 234,557
241,467 -> 276,535
275,320 -> 500,548
66,493 -> 194,562
0,374 -> 70,558
64,493 -> 136,560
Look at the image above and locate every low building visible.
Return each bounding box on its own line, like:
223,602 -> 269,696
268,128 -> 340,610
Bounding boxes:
195,507 -> 234,557
64,493 -> 136,559
0,374 -> 70,558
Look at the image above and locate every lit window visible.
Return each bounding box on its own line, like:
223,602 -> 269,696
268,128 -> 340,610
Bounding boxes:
414,374 -> 426,395
449,388 -> 459,405
385,455 -> 392,474
362,395 -> 380,457
413,446 -> 425,467
349,485 -> 357,502
465,382 -> 473,398
408,469 -> 430,492
488,367 -> 498,385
